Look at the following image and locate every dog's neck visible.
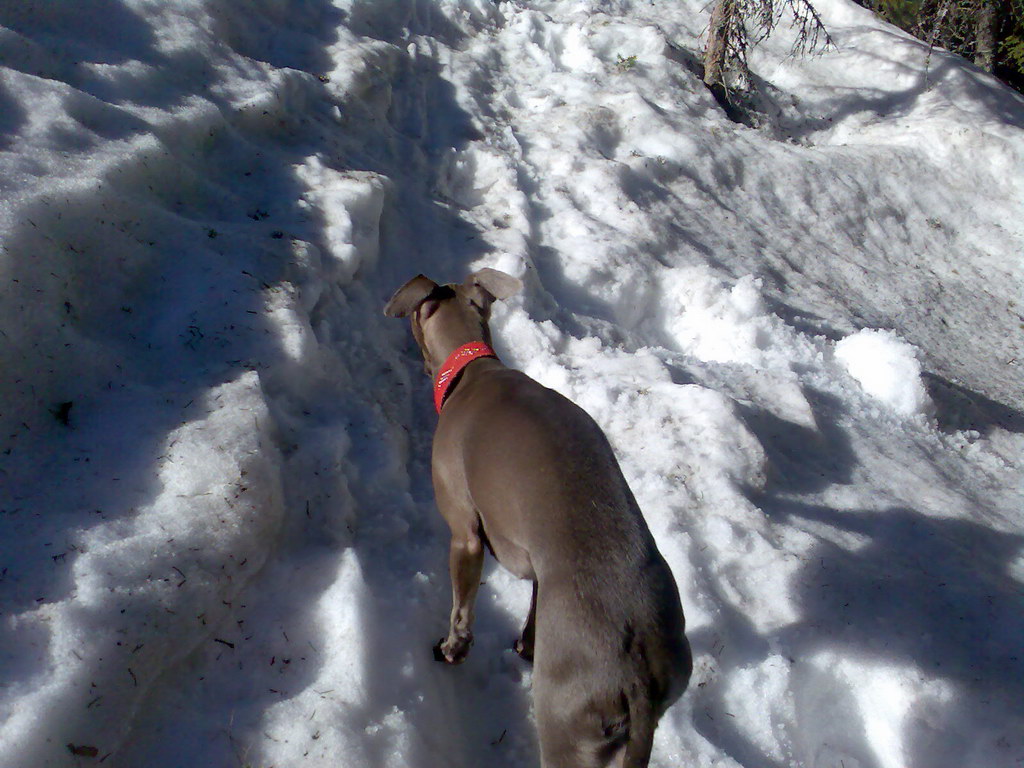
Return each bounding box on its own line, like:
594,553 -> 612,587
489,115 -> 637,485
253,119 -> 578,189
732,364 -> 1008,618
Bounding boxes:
433,342 -> 498,413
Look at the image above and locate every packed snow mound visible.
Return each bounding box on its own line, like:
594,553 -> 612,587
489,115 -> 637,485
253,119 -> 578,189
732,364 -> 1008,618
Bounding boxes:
835,329 -> 932,416
1,1 -> 1023,767
0,373 -> 286,760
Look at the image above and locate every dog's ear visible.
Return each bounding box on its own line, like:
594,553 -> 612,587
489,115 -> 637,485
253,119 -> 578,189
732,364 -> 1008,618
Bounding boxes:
384,274 -> 438,318
466,268 -> 522,304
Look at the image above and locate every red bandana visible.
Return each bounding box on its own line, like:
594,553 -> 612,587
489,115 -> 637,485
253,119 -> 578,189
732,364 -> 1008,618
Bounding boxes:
434,341 -> 497,414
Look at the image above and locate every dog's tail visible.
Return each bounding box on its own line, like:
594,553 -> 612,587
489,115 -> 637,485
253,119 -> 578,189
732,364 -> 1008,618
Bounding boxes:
621,636 -> 691,768
621,686 -> 656,768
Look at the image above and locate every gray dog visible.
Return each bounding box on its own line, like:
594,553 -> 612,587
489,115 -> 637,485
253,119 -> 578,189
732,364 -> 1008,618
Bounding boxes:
385,268 -> 691,768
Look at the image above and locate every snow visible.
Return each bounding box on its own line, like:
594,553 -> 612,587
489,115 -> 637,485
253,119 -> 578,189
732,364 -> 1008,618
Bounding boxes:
1,1 -> 1022,767
835,329 -> 931,417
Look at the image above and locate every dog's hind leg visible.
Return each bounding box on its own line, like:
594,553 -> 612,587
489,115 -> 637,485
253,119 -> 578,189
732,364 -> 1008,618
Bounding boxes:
514,580 -> 537,661
534,679 -> 638,768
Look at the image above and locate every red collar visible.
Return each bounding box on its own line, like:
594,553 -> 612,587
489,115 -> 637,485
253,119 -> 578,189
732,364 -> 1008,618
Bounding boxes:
434,341 -> 498,414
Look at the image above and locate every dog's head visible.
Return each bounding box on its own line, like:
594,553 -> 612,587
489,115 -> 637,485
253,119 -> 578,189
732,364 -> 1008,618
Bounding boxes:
384,268 -> 522,376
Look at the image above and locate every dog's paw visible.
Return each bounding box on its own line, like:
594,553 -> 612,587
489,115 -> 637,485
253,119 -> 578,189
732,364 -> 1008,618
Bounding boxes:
433,634 -> 472,664
513,637 -> 534,663
432,639 -> 448,663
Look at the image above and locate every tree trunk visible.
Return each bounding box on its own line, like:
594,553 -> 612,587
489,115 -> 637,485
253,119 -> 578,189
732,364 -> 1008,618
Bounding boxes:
974,0 -> 996,72
704,0 -> 737,87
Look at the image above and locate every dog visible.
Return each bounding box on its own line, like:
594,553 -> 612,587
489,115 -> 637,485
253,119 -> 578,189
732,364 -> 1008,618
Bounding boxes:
384,268 -> 691,768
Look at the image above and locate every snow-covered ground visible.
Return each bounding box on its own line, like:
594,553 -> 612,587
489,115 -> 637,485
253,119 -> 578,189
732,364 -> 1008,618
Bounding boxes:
1,1 -> 1023,766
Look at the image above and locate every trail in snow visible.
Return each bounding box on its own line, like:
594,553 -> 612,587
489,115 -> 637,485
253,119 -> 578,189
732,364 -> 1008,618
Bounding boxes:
1,1 -> 1023,767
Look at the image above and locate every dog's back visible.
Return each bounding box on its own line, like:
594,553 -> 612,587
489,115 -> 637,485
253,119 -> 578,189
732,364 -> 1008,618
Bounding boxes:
436,362 -> 692,767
